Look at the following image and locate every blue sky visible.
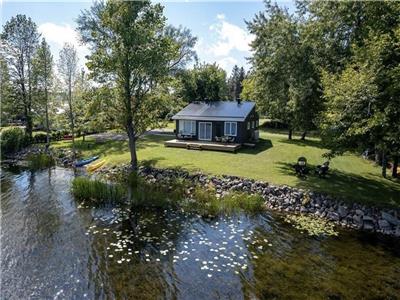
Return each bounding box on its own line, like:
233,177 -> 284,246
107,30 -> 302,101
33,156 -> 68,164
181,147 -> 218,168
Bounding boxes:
1,0 -> 294,75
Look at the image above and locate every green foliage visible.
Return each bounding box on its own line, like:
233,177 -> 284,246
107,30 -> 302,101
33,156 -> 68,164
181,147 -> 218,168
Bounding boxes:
71,177 -> 126,206
27,153 -> 55,169
191,188 -> 265,216
247,2 -> 321,134
77,0 -> 196,169
1,14 -> 40,137
228,65 -> 246,100
178,63 -> 228,102
33,133 -> 48,144
128,172 -> 188,209
0,127 -> 30,155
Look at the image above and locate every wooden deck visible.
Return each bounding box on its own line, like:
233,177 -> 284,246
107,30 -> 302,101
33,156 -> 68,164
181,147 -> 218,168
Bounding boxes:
164,139 -> 241,152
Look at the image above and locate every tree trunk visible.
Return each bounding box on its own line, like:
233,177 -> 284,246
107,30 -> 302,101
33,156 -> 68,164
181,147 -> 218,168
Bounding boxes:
25,108 -> 33,138
300,131 -> 307,140
375,148 -> 381,165
126,121 -> 138,171
68,75 -> 75,160
45,87 -> 50,151
381,151 -> 387,178
288,128 -> 293,140
392,155 -> 398,178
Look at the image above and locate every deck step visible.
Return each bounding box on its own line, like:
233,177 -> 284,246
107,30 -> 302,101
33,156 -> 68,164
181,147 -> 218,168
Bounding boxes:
187,143 -> 202,150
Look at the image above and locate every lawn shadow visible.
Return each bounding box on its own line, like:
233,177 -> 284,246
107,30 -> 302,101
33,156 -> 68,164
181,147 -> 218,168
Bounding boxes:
276,162 -> 400,208
239,138 -> 273,154
277,137 -> 327,150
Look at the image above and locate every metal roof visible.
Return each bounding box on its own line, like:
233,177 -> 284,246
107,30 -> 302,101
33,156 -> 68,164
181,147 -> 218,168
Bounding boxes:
172,101 -> 255,122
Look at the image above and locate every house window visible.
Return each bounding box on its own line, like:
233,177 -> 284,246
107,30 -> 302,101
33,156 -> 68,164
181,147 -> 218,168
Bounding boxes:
224,122 -> 237,136
179,120 -> 196,135
252,121 -> 255,129
256,120 -> 259,127
247,122 -> 250,130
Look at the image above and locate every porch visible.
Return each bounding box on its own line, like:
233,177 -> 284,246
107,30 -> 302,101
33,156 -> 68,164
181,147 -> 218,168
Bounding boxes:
164,139 -> 241,152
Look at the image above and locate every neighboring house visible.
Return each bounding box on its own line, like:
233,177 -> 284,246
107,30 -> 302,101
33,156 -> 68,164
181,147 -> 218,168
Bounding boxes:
172,101 -> 259,144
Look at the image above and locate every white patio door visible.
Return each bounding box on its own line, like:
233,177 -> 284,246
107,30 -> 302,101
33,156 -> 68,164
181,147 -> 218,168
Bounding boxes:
198,122 -> 212,141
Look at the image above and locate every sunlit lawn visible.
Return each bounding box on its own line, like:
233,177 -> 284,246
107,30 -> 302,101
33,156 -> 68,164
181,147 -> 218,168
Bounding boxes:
52,129 -> 400,208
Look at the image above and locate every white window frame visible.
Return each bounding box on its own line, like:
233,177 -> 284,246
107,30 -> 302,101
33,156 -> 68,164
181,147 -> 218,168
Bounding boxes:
179,120 -> 196,135
247,122 -> 250,130
224,122 -> 237,136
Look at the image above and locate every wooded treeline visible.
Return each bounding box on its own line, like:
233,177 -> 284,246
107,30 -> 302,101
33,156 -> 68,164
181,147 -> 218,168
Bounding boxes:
243,0 -> 400,177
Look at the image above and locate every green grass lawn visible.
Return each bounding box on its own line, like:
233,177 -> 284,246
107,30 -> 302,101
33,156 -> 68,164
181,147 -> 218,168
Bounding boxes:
52,130 -> 400,208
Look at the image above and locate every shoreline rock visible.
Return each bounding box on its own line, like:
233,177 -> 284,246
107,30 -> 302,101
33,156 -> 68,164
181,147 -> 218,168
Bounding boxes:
97,164 -> 400,237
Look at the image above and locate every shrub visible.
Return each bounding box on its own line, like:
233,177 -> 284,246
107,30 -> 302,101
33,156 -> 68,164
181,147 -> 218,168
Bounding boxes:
33,133 -> 48,144
27,153 -> 55,169
0,127 -> 30,155
72,177 -> 126,206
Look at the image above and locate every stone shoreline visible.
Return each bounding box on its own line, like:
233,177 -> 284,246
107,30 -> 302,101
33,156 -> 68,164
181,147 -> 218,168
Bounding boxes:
97,164 -> 400,237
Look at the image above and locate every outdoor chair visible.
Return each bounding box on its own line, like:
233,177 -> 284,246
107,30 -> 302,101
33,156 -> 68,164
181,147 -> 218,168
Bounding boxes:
315,161 -> 330,178
294,157 -> 309,177
215,136 -> 222,142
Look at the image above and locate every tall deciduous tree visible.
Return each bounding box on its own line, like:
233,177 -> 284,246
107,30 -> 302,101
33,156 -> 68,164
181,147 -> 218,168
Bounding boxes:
247,2 -> 321,140
58,43 -> 78,158
179,63 -> 228,103
33,38 -> 53,149
1,14 -> 40,137
77,1 -> 195,170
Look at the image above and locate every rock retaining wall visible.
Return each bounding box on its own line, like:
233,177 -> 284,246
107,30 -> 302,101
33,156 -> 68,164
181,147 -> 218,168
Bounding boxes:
102,164 -> 400,237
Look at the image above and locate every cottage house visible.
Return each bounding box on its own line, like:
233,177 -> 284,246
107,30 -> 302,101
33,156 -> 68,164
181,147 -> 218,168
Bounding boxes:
165,101 -> 259,151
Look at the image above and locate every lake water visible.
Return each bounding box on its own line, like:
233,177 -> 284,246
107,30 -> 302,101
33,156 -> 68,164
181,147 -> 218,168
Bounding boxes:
1,166 -> 400,299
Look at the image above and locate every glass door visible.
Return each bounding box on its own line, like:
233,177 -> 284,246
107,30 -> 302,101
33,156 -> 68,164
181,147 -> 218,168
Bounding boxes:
199,122 -> 212,141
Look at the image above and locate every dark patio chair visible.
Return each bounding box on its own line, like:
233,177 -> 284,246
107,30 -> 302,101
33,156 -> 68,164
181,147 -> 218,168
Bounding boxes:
315,161 -> 330,178
294,157 -> 309,177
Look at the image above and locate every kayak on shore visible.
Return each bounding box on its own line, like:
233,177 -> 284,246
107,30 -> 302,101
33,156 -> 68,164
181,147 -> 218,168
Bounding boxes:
86,160 -> 106,172
74,156 -> 99,167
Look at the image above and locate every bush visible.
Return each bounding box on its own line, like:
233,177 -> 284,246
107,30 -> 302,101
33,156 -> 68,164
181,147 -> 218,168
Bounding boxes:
0,127 -> 30,155
27,153 -> 55,169
72,177 -> 127,206
33,133 -> 48,144
51,131 -> 63,141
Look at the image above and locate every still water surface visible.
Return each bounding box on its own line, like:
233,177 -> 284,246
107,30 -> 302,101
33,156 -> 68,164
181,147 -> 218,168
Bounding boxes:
1,167 -> 400,299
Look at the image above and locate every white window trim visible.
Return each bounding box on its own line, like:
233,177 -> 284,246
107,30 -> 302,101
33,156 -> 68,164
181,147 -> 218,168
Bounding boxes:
247,122 -> 250,130
179,120 -> 196,135
224,122 -> 237,136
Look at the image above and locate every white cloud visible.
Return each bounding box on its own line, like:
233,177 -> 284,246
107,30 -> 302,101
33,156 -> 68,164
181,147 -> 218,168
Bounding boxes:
216,56 -> 238,74
209,15 -> 254,57
38,22 -> 89,68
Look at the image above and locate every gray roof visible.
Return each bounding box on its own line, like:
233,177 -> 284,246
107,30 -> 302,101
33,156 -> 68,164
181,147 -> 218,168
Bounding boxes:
172,101 -> 255,122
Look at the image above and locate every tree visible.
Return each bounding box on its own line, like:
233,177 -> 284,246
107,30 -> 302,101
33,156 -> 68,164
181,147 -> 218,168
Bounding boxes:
32,38 -> 53,149
77,1 -> 196,170
311,1 -> 400,178
58,43 -> 78,158
247,2 -> 321,139
1,14 -> 40,137
179,63 -> 228,102
0,55 -> 16,125
228,65 -> 245,101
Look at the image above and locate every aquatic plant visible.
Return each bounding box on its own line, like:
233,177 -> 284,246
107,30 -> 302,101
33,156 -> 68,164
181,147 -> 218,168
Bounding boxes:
128,173 -> 188,209
27,153 -> 55,169
72,177 -> 126,206
284,214 -> 338,236
190,188 -> 265,216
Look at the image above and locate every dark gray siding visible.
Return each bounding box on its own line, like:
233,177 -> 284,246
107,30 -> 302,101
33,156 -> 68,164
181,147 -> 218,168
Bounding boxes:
175,108 -> 259,143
